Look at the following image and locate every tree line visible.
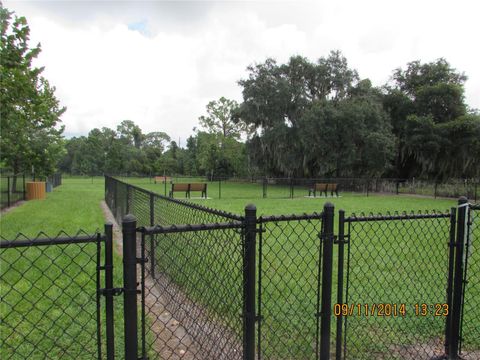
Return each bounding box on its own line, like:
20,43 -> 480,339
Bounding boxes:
2,5 -> 479,181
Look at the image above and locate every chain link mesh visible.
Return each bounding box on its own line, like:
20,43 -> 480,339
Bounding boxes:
258,214 -> 324,360
460,205 -> 480,355
342,211 -> 452,359
0,231 -> 103,359
140,225 -> 244,359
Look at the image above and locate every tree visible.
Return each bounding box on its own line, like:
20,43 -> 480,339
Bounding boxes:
196,97 -> 248,178
1,5 -> 65,185
385,58 -> 478,179
117,120 -> 144,148
198,97 -> 244,140
236,52 -> 393,177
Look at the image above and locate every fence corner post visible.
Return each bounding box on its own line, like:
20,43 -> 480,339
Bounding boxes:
244,204 -> 257,360
449,196 -> 468,359
320,202 -> 335,360
122,214 -> 138,360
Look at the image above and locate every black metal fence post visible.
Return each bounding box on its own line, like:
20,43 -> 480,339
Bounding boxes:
336,209 -> 346,360
320,202 -> 335,359
445,206 -> 457,356
114,179 -> 118,219
122,214 -> 138,360
263,178 -> 267,198
104,223 -> 115,360
149,193 -> 155,279
244,204 -> 257,360
126,185 -> 130,214
449,197 -> 468,359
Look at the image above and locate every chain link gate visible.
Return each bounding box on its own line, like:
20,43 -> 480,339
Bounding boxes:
459,203 -> 480,357
256,207 -> 331,360
0,229 -> 112,360
336,209 -> 456,359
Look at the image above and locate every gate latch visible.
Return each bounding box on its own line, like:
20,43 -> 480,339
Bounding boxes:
99,288 -> 124,297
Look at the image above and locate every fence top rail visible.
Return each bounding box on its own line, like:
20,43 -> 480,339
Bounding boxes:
139,221 -> 244,235
0,232 -> 105,249
470,203 -> 480,210
106,175 -> 243,221
258,212 -> 324,223
345,210 -> 451,223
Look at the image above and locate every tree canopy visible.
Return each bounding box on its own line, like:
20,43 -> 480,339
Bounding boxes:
236,52 -> 395,177
384,58 -> 479,179
0,5 -> 65,178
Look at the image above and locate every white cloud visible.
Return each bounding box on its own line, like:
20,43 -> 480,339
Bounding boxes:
4,0 -> 480,143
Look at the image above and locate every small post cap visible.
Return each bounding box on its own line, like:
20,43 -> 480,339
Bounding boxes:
245,204 -> 257,211
123,214 -> 136,223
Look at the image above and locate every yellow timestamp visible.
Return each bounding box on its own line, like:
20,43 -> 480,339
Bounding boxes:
333,303 -> 449,317
414,303 -> 449,317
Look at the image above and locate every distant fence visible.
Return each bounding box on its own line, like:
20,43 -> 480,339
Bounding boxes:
112,174 -> 479,201
0,174 -> 26,209
47,172 -> 62,188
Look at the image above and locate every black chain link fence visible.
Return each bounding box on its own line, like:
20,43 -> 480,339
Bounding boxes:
110,174 -> 479,201
0,231 -> 105,359
0,174 -> 26,209
104,176 -> 479,360
339,211 -> 454,359
139,223 -> 245,359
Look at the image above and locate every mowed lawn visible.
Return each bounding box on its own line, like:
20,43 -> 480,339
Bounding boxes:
0,177 -> 125,359
125,177 -> 480,358
124,176 -> 458,216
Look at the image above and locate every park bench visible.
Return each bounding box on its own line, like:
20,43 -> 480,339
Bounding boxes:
308,183 -> 339,197
169,183 -> 207,198
309,183 -> 328,197
328,183 -> 339,197
154,176 -> 171,184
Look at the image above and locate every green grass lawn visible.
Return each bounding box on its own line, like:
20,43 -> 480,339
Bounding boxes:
0,177 -> 125,359
124,176 -> 458,216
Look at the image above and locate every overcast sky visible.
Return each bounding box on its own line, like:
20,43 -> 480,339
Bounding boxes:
4,0 -> 480,144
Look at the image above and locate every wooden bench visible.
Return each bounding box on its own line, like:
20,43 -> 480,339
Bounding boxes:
308,183 -> 339,197
154,176 -> 171,184
169,183 -> 207,198
328,183 -> 339,197
309,183 -> 328,197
